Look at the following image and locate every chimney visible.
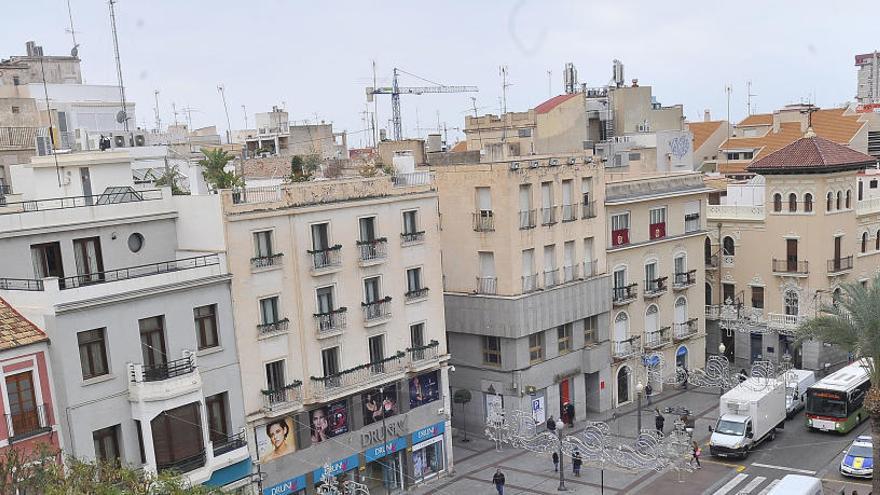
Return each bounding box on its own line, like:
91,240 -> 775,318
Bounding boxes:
704,109 -> 711,122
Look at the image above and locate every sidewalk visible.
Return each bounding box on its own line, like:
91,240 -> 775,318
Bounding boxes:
410,386 -> 731,495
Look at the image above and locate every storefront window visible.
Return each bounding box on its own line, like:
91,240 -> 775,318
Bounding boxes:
363,452 -> 403,492
413,440 -> 444,481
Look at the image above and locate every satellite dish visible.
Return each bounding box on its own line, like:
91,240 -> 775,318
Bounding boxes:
71,45 -> 79,58
116,110 -> 127,124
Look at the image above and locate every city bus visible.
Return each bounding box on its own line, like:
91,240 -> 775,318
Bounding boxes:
805,359 -> 871,433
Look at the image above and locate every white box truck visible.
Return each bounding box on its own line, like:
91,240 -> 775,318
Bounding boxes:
785,369 -> 816,418
709,377 -> 786,458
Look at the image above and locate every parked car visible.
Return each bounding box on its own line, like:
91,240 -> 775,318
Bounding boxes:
840,435 -> 873,478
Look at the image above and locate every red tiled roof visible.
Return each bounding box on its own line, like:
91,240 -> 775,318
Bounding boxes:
688,121 -> 724,150
535,93 -> 580,114
450,141 -> 468,152
0,297 -> 47,351
738,113 -> 773,126
747,135 -> 877,173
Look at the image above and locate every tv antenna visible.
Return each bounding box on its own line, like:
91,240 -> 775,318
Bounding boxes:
65,0 -> 81,58
241,105 -> 248,129
108,0 -> 129,132
747,81 -> 757,116
153,90 -> 161,132
217,83 -> 232,144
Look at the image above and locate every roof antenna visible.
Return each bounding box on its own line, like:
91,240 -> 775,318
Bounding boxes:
108,0 -> 129,133
65,0 -> 80,58
38,57 -> 62,187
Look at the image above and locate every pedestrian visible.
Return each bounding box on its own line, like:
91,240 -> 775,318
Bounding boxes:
645,383 -> 653,405
552,451 -> 559,472
572,449 -> 582,477
852,490 -> 859,495
691,441 -> 702,469
654,408 -> 665,435
564,402 -> 575,426
682,367 -> 689,390
492,468 -> 506,495
547,415 -> 557,432
739,369 -> 748,383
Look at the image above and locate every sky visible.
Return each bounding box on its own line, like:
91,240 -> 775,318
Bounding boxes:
2,0 -> 877,148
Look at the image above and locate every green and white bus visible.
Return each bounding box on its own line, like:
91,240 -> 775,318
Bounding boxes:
805,359 -> 871,433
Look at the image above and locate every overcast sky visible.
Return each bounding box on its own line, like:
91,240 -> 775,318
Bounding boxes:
3,0 -> 877,147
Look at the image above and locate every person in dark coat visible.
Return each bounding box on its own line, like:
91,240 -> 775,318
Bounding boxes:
572,450 -> 582,477
563,402 -> 575,426
492,468 -> 506,495
552,451 -> 559,472
547,415 -> 557,432
654,408 -> 665,435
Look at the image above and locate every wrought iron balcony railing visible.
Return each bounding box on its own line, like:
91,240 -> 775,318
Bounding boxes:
401,231 -> 425,244
309,245 -> 342,270
673,318 -> 699,340
644,276 -> 668,296
5,403 -> 51,440
262,381 -> 303,411
258,318 -> 290,337
771,259 -> 809,275
61,254 -> 220,289
362,297 -> 392,322
827,256 -> 853,273
475,276 -> 497,295
473,212 -> 495,232
612,283 -> 638,305
314,308 -> 347,335
212,431 -> 247,457
357,238 -> 388,263
673,270 -> 696,289
137,355 -> 197,383
251,252 -> 283,269
405,287 -> 430,301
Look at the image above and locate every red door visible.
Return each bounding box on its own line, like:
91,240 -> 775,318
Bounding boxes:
559,379 -> 570,423
6,371 -> 39,437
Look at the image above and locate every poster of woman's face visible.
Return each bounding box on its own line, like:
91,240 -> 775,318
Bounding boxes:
409,370 -> 440,408
255,417 -> 296,463
362,384 -> 398,425
310,400 -> 348,443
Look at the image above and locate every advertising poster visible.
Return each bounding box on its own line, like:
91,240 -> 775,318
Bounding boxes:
362,383 -> 398,425
409,370 -> 440,408
309,400 -> 349,443
255,417 -> 297,463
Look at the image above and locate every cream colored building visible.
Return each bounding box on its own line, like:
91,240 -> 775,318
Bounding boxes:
705,133 -> 879,371
434,154 -> 614,428
604,172 -> 709,406
220,175 -> 451,493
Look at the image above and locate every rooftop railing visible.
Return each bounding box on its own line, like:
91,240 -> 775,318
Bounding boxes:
60,254 -> 220,289
0,188 -> 162,215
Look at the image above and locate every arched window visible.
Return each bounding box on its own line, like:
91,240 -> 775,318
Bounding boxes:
616,366 -> 631,405
723,236 -> 735,256
676,345 -> 689,369
614,312 -> 629,342
863,232 -> 869,253
674,296 -> 688,325
788,193 -> 797,212
784,290 -> 799,316
645,305 -> 659,335
837,191 -> 842,210
827,192 -> 833,211
705,283 -> 712,306
773,193 -> 783,212
804,193 -> 813,212
846,190 -> 852,209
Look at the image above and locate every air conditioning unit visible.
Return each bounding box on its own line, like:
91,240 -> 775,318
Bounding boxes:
568,157 -> 577,165
529,160 -> 539,168
133,133 -> 146,147
509,162 -> 520,170
35,135 -> 53,156
113,135 -> 127,148
549,158 -> 560,166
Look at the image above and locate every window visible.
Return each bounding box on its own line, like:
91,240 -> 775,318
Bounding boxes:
194,304 -> 218,350
93,425 -> 121,463
872,180 -> 879,189
644,261 -> 658,290
12,76 -> 20,86
406,267 -> 423,294
368,335 -> 385,363
403,210 -> 419,234
645,305 -> 659,336
788,193 -> 797,212
773,193 -> 782,212
77,328 -> 109,379
751,286 -> 764,309
827,192 -> 833,211
541,182 -> 554,224
151,402 -> 203,472
837,191 -> 842,210
11,106 -> 20,114
311,222 -> 331,251
316,286 -> 335,314
259,296 -> 280,325
31,242 -> 64,282
784,290 -> 799,316
128,233 -> 145,252
584,315 -> 598,346
476,187 -> 492,215
611,212 -> 630,246
722,283 -> 735,305
674,254 -> 686,276
722,236 -> 735,256
846,190 -> 852,209
529,332 -> 545,363
482,336 -> 502,366
518,184 -> 534,229
613,267 -> 627,290
649,207 -> 666,239
364,276 -> 382,303
518,128 -> 532,138
863,232 -> 869,253
205,393 -> 229,444
557,324 -> 572,354
265,360 -> 285,391
73,236 -> 104,284
410,323 -> 425,348
876,231 -> 880,251
859,181 -> 864,201
253,230 -> 274,258
359,216 -> 378,242
804,193 -> 813,212
628,152 -> 641,161
561,180 -> 574,221
322,347 -> 340,376
6,371 -> 37,437
581,178 -> 592,207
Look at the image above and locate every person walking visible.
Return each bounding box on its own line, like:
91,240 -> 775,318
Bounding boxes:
493,468 -> 506,495
564,402 -> 575,426
690,441 -> 702,469
547,415 -> 557,432
572,449 -> 583,477
645,383 -> 653,405
654,408 -> 665,435
739,369 -> 748,383
682,367 -> 689,390
552,451 -> 559,472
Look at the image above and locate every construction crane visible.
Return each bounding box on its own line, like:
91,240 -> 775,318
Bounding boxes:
366,67 -> 478,141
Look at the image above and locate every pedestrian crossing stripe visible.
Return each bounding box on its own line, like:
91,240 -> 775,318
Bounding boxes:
755,480 -> 780,495
712,473 -> 748,495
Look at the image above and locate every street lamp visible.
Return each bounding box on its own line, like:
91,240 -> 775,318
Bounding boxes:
555,418 -> 567,491
718,343 -> 727,396
635,381 -> 644,434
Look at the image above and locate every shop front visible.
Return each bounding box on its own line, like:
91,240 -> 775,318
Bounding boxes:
261,472 -> 307,495
362,435 -> 407,493
410,421 -> 446,485
312,453 -> 360,487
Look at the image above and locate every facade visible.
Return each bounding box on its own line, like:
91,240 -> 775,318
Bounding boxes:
0,150 -> 250,489
856,51 -> 880,105
221,174 -> 451,494
0,41 -> 82,86
0,296 -> 60,460
705,133 -> 879,372
434,154 -> 613,431
604,173 -> 709,406
241,117 -> 347,161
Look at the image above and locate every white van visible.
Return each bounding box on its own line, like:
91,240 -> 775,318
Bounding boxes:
766,475 -> 823,495
786,369 -> 817,418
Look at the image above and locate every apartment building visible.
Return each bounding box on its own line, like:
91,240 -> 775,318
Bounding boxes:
855,51 -> 880,105
0,296 -> 60,459
705,133 -> 878,372
222,174 -> 450,494
435,154 -> 612,429
0,150 -> 250,489
605,172 -> 709,406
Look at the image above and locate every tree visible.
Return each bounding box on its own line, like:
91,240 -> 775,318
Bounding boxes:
198,148 -> 243,191
287,154 -> 321,183
154,164 -> 188,195
0,445 -> 218,494
797,275 -> 880,494
453,388 -> 473,443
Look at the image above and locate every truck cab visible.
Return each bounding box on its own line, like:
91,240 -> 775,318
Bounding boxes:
709,414 -> 752,456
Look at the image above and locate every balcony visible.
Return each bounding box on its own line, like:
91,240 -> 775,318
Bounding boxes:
644,327 -> 672,350
407,340 -> 441,372
257,318 -> 290,338
251,253 -> 283,270
581,201 -> 597,219
0,277 -> 44,291
315,308 -> 347,337
673,270 -> 696,289
212,431 -> 247,458
519,209 -> 537,230
707,204 -> 766,221
705,254 -> 719,270
612,283 -> 638,306
0,187 -> 163,216
310,352 -> 407,401
309,245 -> 342,272
357,238 -> 388,265
5,403 -> 51,441
541,206 -> 557,226
401,230 -> 426,245
543,268 -> 559,288
561,203 -> 578,222
767,313 -> 807,336
475,276 -> 497,295
612,338 -> 639,360
673,319 -> 699,341
644,277 -> 668,298
562,263 -> 579,283
262,381 -> 303,413
157,449 -> 206,474
473,212 -> 495,232
582,259 -> 599,278
522,273 -> 540,293
362,297 -> 392,325
827,256 -> 853,275
128,351 -> 201,403
60,254 -> 220,289
405,287 -> 430,302
772,259 -> 809,276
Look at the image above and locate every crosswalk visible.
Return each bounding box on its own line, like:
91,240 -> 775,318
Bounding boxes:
710,473 -> 780,495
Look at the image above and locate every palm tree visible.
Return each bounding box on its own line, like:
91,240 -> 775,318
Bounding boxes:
198,148 -> 243,191
154,165 -> 188,195
797,275 -> 880,493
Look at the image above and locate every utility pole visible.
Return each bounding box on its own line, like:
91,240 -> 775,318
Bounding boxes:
153,90 -> 161,133
241,105 -> 248,129
547,69 -> 552,98
747,81 -> 756,116
65,0 -> 80,57
499,65 -> 510,142
217,83 -> 232,144
725,85 -> 732,172
108,0 -> 129,132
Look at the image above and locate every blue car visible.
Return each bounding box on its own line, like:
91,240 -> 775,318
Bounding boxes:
840,435 -> 873,478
